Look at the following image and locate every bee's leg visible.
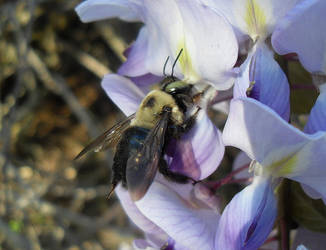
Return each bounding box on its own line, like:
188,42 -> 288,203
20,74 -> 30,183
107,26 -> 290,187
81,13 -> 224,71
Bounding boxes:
107,163 -> 123,199
179,107 -> 201,134
158,158 -> 192,184
169,107 -> 201,139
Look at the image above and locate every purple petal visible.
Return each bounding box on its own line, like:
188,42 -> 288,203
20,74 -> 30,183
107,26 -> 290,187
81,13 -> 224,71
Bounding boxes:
135,181 -> 219,250
234,44 -> 290,120
272,0 -> 326,74
248,44 -> 290,121
304,84 -> 326,134
118,27 -> 150,77
130,74 -> 162,88
169,111 -> 225,180
75,0 -> 141,23
215,177 -> 277,250
115,185 -> 166,235
101,74 -> 145,116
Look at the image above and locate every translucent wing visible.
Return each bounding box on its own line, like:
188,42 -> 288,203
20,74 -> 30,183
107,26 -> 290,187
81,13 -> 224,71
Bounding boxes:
126,111 -> 170,201
74,113 -> 135,160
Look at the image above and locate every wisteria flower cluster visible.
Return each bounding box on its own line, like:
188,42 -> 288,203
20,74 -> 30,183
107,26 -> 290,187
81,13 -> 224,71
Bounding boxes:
75,0 -> 326,249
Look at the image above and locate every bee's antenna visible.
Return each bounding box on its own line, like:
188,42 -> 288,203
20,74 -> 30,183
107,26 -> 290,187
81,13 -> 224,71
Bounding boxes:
171,48 -> 183,78
163,56 -> 170,76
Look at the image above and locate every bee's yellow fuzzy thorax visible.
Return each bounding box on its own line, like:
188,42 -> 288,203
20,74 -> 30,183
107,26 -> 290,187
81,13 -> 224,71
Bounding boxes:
131,90 -> 184,129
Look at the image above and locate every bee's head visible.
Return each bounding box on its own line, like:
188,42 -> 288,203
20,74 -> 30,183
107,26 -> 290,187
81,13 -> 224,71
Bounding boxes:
162,80 -> 192,96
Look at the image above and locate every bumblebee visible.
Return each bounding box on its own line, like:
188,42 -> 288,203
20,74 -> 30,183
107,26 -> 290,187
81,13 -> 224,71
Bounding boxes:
75,50 -> 201,201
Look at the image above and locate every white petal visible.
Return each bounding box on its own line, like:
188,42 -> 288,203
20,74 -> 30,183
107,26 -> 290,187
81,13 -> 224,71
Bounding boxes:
223,98 -> 309,167
223,98 -> 326,199
142,0 -> 238,89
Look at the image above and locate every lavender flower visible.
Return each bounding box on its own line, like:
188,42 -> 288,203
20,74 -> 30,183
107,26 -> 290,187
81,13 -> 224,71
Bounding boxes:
223,96 -> 326,203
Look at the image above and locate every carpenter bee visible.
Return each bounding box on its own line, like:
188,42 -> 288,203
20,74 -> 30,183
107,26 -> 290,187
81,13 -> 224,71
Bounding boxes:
75,49 -> 201,201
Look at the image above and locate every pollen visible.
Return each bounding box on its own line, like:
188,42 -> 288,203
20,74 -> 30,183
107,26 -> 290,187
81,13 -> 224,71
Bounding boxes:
177,43 -> 199,82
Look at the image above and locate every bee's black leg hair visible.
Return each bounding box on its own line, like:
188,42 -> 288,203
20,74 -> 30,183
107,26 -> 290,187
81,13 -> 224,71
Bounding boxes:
107,165 -> 122,199
180,107 -> 201,133
158,158 -> 194,184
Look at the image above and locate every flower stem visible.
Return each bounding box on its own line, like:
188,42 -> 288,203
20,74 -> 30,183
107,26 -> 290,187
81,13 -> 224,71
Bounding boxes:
277,179 -> 291,250
207,163 -> 250,191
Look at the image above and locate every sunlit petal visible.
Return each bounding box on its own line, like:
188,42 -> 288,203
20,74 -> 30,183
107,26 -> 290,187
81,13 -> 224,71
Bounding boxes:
142,0 -> 238,89
223,98 -> 309,168
203,0 -> 299,41
223,98 -> 326,199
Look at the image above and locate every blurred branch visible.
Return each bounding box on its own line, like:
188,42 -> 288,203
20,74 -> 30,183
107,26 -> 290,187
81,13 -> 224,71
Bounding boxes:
96,23 -> 127,62
27,49 -> 102,138
61,41 -> 111,78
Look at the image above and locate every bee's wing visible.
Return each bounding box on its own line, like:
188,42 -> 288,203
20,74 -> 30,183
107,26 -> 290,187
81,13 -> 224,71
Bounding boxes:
74,113 -> 135,160
126,111 -> 170,201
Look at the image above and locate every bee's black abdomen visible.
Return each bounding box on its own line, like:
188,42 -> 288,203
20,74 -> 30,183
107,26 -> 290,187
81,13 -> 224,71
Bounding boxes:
111,126 -> 150,188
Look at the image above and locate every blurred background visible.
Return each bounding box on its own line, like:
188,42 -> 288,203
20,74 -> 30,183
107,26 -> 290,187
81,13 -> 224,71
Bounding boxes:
0,0 -> 321,249
1,0 -> 145,249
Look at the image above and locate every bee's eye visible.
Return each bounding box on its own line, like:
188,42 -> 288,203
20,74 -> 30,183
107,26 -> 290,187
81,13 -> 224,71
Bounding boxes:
162,106 -> 172,113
